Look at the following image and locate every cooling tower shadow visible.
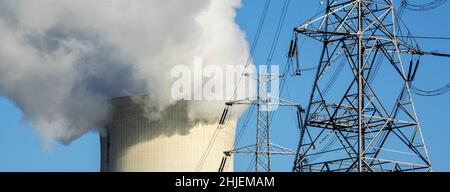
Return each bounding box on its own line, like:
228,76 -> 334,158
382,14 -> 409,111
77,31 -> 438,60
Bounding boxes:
107,96 -> 195,143
100,96 -> 232,171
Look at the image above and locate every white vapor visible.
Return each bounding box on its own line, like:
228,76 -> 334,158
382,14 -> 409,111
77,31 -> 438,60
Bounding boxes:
0,0 -> 251,146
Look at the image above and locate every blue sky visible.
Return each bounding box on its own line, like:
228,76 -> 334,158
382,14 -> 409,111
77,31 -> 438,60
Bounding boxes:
0,0 -> 449,172
0,97 -> 100,171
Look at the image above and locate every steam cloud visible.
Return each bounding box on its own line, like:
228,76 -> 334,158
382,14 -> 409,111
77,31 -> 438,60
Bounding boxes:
0,0 -> 251,146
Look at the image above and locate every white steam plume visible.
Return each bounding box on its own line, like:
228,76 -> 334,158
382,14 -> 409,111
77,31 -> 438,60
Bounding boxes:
0,0 -> 252,146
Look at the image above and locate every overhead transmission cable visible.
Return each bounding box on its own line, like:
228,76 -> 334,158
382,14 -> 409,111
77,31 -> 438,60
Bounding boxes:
398,0 -> 447,16
266,0 -> 290,67
395,1 -> 450,97
401,36 -> 450,40
195,0 -> 272,172
411,83 -> 450,96
402,0 -> 447,11
232,0 -> 293,170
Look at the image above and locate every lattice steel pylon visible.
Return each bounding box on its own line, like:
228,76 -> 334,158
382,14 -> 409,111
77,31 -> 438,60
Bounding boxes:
292,0 -> 432,172
221,70 -> 300,172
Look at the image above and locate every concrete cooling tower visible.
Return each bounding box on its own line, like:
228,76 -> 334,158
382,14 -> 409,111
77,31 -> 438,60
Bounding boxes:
100,96 -> 236,172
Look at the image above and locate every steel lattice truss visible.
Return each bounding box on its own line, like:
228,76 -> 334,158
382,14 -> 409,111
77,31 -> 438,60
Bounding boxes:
224,73 -> 300,172
292,0 -> 432,172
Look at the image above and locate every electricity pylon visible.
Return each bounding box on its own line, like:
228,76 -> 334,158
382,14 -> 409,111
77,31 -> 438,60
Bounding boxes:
292,0 -> 432,172
220,69 -> 300,172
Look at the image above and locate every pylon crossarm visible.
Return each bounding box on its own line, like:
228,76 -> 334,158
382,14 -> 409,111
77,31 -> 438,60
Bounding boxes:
227,143 -> 296,155
365,157 -> 430,169
225,98 -> 255,106
266,96 -> 302,107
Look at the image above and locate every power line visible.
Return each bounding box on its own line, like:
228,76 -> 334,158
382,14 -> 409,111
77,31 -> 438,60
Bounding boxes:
398,35 -> 450,40
195,0 -> 272,172
266,0 -> 290,67
225,0 -> 299,172
412,83 -> 450,96
401,0 -> 447,11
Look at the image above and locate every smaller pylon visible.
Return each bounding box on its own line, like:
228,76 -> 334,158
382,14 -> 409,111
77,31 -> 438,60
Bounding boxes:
221,70 -> 301,172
